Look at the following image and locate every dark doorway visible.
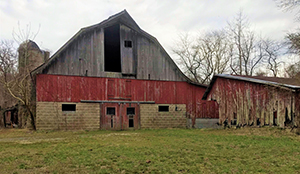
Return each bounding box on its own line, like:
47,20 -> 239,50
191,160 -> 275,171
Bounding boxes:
104,24 -> 121,72
106,107 -> 116,128
285,107 -> 293,126
4,108 -> 18,128
127,107 -> 135,128
273,111 -> 277,126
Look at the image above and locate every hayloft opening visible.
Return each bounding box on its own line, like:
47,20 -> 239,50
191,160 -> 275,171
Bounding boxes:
104,24 -> 121,72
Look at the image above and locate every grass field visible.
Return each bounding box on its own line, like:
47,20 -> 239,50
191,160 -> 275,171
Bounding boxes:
0,127 -> 300,174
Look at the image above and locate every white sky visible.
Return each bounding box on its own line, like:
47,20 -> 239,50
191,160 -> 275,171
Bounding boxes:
0,0 -> 299,65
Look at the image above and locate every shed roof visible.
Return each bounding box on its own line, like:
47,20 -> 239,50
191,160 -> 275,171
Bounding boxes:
202,74 -> 300,100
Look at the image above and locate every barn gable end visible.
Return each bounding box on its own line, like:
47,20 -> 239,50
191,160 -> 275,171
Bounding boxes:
32,10 -> 188,82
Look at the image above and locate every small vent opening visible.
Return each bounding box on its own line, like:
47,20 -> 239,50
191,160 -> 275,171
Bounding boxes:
124,40 -> 132,48
62,104 -> 76,112
159,106 -> 169,112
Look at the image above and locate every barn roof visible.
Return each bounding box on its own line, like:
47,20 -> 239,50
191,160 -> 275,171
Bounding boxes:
202,74 -> 300,100
31,10 -> 206,87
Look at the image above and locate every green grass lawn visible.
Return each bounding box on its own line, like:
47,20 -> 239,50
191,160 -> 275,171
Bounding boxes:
0,128 -> 300,174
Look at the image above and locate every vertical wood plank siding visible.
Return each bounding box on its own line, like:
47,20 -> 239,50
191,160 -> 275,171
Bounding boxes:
36,74 -> 217,119
41,24 -> 185,81
206,77 -> 295,127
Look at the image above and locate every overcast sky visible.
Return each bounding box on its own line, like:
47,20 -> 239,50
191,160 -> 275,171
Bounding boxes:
0,0 -> 298,62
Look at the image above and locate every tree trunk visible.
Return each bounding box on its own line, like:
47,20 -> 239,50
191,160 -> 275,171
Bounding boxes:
24,104 -> 36,130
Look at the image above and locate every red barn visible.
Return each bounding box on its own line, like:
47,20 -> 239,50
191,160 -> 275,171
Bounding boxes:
203,74 -> 300,128
32,10 -> 214,130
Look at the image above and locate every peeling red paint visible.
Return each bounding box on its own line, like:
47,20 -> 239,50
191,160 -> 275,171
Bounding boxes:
36,74 -> 219,126
206,77 -> 296,127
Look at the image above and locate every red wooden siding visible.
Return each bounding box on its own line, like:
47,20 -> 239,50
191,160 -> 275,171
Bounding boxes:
206,77 -> 295,127
36,74 -> 217,119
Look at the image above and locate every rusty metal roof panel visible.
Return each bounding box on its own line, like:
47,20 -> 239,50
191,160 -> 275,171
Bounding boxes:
202,74 -> 300,100
216,74 -> 300,89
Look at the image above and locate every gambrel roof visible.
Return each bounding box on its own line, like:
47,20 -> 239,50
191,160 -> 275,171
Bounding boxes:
31,10 -> 206,88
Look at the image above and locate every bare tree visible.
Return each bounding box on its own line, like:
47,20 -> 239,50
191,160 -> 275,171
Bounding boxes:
285,61 -> 300,77
0,40 -> 37,130
173,30 -> 232,84
263,39 -> 284,77
286,31 -> 300,54
0,23 -> 40,130
172,33 -> 203,83
0,40 -> 18,107
276,0 -> 300,9
174,10 -> 284,83
227,11 -> 266,76
276,0 -> 300,20
275,0 -> 300,54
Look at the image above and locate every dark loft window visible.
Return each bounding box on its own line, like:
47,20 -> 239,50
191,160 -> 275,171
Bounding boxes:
107,107 -> 115,115
124,40 -> 132,48
104,24 -> 121,72
159,106 -> 169,112
127,108 -> 135,115
62,104 -> 76,111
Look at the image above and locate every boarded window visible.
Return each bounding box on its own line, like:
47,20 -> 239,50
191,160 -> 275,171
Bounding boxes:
159,106 -> 169,112
124,40 -> 132,48
62,104 -> 76,111
107,107 -> 115,115
127,108 -> 135,115
104,24 -> 121,72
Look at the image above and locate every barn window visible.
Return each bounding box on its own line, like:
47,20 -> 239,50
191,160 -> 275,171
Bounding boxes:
124,40 -> 132,48
127,108 -> 135,115
62,104 -> 76,112
159,106 -> 169,112
104,24 -> 121,72
107,107 -> 115,115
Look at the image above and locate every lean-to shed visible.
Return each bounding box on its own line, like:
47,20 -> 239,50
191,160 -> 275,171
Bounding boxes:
202,74 -> 300,127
